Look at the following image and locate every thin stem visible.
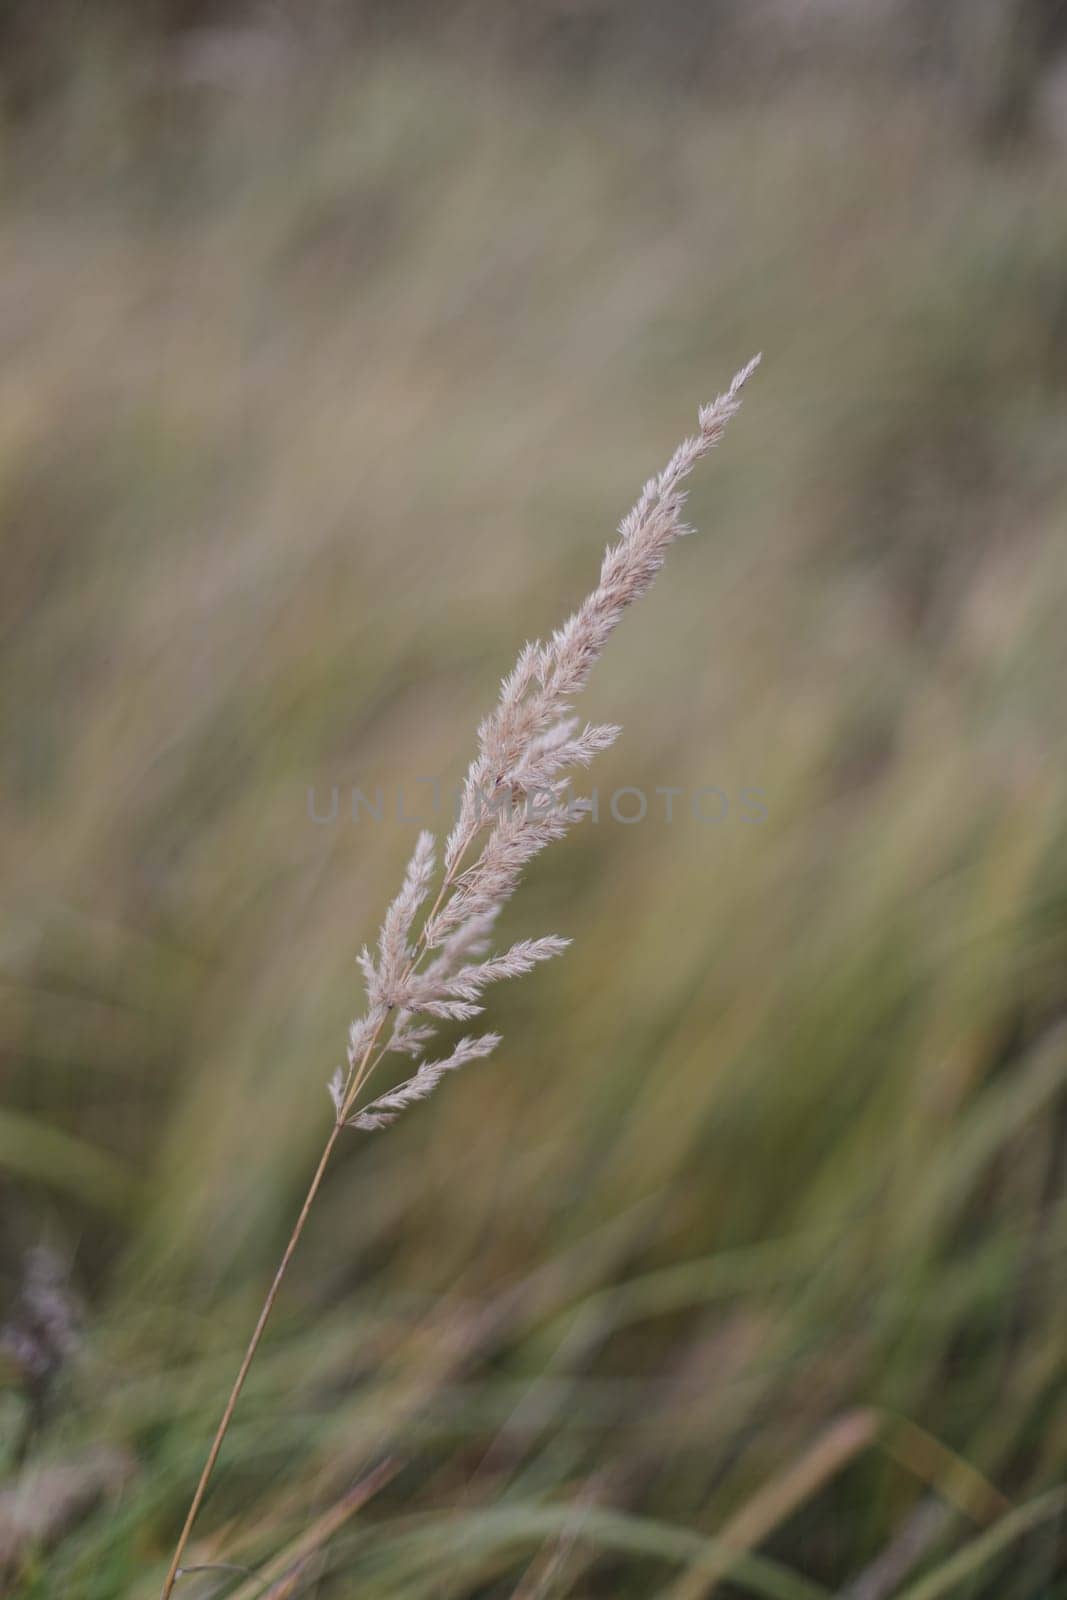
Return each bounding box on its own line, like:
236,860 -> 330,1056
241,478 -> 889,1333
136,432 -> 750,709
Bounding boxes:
340,1012 -> 392,1121
162,820 -> 486,1595
159,1120 -> 344,1600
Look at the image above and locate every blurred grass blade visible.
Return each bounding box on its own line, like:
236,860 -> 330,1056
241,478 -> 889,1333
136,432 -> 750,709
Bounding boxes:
667,1410 -> 881,1600
0,1107 -> 138,1214
372,1503 -> 832,1600
894,1486 -> 1066,1600
884,1417 -> 1010,1523
223,1458 -> 402,1600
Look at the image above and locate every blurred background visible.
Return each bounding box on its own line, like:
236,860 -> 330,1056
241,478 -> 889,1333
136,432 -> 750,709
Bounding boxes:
2,3 -> 1066,1596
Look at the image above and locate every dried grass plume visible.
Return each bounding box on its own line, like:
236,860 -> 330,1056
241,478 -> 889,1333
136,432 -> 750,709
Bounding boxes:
331,352 -> 761,1132
160,353 -> 760,1598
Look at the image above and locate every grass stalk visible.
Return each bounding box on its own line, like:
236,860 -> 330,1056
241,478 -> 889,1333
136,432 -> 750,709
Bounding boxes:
159,1122 -> 343,1599
158,360 -> 757,1592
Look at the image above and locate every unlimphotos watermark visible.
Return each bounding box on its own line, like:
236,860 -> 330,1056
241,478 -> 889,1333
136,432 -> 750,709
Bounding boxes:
307,779 -> 767,828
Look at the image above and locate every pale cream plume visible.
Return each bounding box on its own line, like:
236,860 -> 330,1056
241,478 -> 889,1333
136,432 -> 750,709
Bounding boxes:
333,354 -> 760,1133
160,357 -> 759,1600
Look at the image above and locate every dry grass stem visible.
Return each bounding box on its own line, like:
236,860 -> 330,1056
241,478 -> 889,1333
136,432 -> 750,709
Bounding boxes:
159,356 -> 759,1597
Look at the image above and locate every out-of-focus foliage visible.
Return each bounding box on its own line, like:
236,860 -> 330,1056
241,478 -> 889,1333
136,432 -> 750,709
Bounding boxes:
5,0 -> 1067,141
1,7 -> 1066,1597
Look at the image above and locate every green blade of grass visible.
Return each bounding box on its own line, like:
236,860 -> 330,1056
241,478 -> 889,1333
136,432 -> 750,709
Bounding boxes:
0,1106 -> 139,1215
895,1486 -> 1066,1600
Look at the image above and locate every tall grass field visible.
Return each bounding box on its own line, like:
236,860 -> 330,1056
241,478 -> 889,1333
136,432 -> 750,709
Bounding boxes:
1,15 -> 1066,1598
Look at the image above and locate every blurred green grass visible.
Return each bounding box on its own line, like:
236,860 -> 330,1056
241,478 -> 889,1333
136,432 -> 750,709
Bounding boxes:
1,26 -> 1066,1600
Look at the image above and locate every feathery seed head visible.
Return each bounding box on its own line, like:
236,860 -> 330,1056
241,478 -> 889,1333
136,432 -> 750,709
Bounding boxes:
331,359 -> 758,1130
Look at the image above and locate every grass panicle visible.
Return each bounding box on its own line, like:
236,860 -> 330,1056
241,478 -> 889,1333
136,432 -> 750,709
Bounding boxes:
159,357 -> 759,1597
